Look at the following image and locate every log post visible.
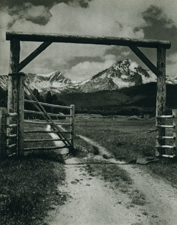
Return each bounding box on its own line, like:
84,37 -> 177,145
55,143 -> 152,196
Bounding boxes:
70,105 -> 75,149
156,47 -> 166,156
17,73 -> 25,156
8,39 -> 20,155
0,108 -> 7,159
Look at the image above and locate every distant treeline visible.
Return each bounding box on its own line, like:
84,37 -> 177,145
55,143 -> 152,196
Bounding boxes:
24,89 -> 68,119
0,82 -> 176,117
0,88 -> 68,119
0,87 -> 7,108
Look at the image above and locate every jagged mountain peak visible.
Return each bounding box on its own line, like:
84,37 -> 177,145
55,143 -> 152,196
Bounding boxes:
79,59 -> 156,92
48,71 -> 71,84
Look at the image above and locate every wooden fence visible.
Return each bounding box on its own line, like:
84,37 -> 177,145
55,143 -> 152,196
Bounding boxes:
0,99 -> 75,158
156,109 -> 177,158
0,73 -> 75,158
23,99 -> 75,152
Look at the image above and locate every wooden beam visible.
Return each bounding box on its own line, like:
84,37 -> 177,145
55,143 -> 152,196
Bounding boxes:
24,146 -> 70,151
24,120 -> 71,125
129,45 -> 158,76
6,31 -> 171,49
156,47 -> 166,116
24,138 -> 72,142
70,104 -> 75,148
18,73 -> 25,156
18,41 -> 52,71
24,109 -> 70,117
8,39 -> 20,113
24,130 -> 71,134
156,47 -> 166,156
24,99 -> 71,109
8,39 -> 20,155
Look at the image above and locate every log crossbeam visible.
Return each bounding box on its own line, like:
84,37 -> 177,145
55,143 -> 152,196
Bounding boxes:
6,31 -> 171,49
129,45 -> 158,76
18,41 -> 52,71
6,32 -> 171,77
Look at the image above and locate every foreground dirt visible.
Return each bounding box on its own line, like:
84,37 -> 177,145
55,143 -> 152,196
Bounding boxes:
119,164 -> 177,225
44,156 -> 177,225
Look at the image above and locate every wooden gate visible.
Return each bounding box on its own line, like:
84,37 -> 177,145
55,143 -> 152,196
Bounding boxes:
23,84 -> 75,153
1,72 -> 75,157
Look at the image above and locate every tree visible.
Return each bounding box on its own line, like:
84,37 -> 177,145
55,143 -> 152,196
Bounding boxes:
45,91 -> 53,104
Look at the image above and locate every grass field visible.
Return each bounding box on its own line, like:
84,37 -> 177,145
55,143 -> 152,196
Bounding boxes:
74,114 -> 177,186
75,115 -> 156,161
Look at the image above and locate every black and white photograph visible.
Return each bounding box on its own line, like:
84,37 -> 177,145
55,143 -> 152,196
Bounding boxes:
0,0 -> 177,224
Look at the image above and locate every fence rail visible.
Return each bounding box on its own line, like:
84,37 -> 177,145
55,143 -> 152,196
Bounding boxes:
24,109 -> 71,118
23,98 -> 75,152
0,99 -> 75,157
155,109 -> 177,157
24,120 -> 71,125
24,145 -> 69,152
0,108 -> 18,158
25,99 -> 72,109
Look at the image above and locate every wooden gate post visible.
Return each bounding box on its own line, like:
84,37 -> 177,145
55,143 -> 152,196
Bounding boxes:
17,73 -> 25,156
8,38 -> 25,156
8,39 -> 20,155
70,104 -> 75,149
8,38 -> 20,113
156,47 -> 166,156
0,108 -> 7,159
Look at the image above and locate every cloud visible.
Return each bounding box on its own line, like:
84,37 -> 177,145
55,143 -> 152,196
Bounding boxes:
166,53 -> 177,78
142,5 -> 174,28
64,55 -> 117,81
167,53 -> 177,64
1,0 -> 177,79
0,0 -> 93,9
0,0 -> 148,76
121,51 -> 130,57
2,3 -> 52,26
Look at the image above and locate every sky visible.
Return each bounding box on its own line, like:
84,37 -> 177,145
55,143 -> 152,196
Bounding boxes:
0,0 -> 177,82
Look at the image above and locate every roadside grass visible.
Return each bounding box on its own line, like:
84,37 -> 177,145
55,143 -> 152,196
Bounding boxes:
146,158 -> 177,187
0,122 -> 66,225
74,115 -> 177,186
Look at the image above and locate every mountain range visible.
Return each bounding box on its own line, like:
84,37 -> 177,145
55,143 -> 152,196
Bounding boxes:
0,59 -> 160,94
1,59 -> 177,116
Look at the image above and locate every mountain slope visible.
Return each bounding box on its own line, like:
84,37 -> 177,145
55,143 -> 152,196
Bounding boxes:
78,59 -> 156,92
58,82 -> 177,115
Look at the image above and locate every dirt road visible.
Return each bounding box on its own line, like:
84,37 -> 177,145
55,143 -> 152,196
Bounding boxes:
45,127 -> 177,225
44,156 -> 177,225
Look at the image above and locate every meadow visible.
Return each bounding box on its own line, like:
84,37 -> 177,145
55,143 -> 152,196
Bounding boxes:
74,114 -> 156,161
74,114 -> 177,186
